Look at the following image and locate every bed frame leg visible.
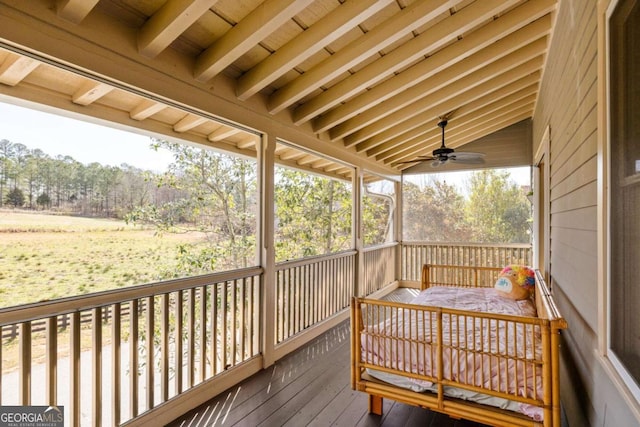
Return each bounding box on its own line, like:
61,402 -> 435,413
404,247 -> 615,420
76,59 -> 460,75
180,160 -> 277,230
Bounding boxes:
368,394 -> 383,415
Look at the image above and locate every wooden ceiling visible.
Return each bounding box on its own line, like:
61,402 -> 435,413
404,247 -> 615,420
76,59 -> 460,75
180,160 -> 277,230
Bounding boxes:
0,0 -> 556,180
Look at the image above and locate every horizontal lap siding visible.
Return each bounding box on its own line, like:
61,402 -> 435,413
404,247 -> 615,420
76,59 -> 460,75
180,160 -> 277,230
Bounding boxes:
533,0 -> 598,426
534,0 -> 598,320
550,205 -> 596,231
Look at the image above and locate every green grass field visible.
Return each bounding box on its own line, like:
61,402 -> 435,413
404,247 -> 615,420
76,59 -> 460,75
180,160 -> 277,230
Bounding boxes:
0,210 -> 203,308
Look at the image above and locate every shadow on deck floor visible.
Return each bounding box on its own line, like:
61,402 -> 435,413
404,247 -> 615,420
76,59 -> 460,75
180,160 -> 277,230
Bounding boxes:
168,289 -> 489,427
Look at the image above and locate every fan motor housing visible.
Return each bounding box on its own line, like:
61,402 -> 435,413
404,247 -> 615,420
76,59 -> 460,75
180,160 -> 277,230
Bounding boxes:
433,147 -> 454,156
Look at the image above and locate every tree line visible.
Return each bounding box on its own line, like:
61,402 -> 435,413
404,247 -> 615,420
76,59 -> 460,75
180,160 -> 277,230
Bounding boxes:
0,138 -> 180,217
403,170 -> 531,244
1,136 -> 531,276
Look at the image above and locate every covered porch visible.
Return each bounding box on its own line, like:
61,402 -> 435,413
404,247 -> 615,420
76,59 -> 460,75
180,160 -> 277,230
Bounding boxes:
0,0 -> 568,426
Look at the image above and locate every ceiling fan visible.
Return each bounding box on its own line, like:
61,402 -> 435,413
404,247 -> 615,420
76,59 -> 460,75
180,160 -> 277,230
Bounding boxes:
403,119 -> 485,168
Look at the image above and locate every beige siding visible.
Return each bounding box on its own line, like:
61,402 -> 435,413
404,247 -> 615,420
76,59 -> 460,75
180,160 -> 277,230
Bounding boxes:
533,0 -> 598,314
550,205 -> 597,230
533,0 -> 638,426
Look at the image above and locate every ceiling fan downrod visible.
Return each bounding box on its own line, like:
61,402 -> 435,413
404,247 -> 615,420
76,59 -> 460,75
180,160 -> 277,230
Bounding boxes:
434,119 -> 453,158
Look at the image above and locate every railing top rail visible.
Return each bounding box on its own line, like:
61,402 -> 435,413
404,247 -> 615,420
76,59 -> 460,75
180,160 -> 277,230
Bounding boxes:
354,297 -> 546,326
401,241 -> 532,249
362,241 -> 398,252
0,266 -> 263,326
275,249 -> 357,270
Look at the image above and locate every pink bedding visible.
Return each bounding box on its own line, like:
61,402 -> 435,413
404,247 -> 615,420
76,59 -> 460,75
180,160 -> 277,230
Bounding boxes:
361,287 -> 544,420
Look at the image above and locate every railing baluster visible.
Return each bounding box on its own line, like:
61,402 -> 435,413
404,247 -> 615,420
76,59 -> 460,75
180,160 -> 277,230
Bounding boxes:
175,290 -> 183,396
399,242 -> 532,281
330,259 -> 335,315
112,303 -> 121,426
302,264 -> 307,329
295,266 -> 300,336
287,269 -> 292,339
19,322 -> 31,405
130,299 -> 139,418
145,296 -> 154,410
187,288 -> 195,389
92,307 -> 102,427
0,269 -> 262,426
338,258 -> 343,313
161,294 -> 169,402
70,312 -> 80,427
230,280 -> 237,365
199,286 -> 207,383
311,262 -> 317,325
221,283 -> 228,370
331,258 -> 335,313
211,285 -> 218,375
252,276 -> 257,354
239,278 -> 246,362
322,261 -> 328,319
46,317 -> 57,406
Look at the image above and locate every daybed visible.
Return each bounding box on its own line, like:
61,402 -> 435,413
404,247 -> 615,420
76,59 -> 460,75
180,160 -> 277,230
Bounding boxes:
351,264 -> 567,427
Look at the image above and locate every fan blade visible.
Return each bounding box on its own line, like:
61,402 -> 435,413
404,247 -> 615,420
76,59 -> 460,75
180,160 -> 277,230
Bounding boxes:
430,159 -> 445,168
396,155 -> 436,165
450,151 -> 485,159
449,156 -> 486,165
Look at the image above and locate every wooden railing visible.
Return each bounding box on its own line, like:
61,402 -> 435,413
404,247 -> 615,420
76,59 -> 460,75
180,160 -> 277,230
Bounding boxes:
0,242 -> 533,426
0,267 -> 262,426
360,243 -> 397,297
401,242 -> 532,282
275,250 -> 356,344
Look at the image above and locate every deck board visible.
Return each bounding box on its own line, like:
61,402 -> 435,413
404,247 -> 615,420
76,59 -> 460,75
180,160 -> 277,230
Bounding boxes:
168,289 -> 489,427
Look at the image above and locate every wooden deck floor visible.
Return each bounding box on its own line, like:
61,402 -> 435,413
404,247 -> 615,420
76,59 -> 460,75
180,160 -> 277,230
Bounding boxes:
168,318 -> 490,427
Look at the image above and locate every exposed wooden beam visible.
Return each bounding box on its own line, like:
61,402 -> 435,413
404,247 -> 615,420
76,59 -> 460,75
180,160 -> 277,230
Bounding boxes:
372,77 -> 540,161
266,0 -> 456,114
236,136 -> 259,150
328,6 -> 551,140
332,166 -> 352,176
311,158 -> 334,169
350,55 -> 544,151
207,126 -> 241,142
0,54 -> 39,86
275,156 -> 348,182
385,99 -> 536,165
236,0 -> 392,101
130,100 -> 166,121
279,148 -> 305,161
138,0 -> 220,58
364,73 -> 540,160
274,144 -> 290,156
345,37 -> 547,148
397,115 -> 533,172
375,88 -> 538,161
194,0 -> 314,82
447,104 -> 534,147
323,162 -> 344,173
72,81 -> 113,105
318,1 -> 554,135
173,113 -> 208,132
361,70 -> 540,160
297,154 -> 323,166
292,0 -> 518,125
57,0 -> 100,24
